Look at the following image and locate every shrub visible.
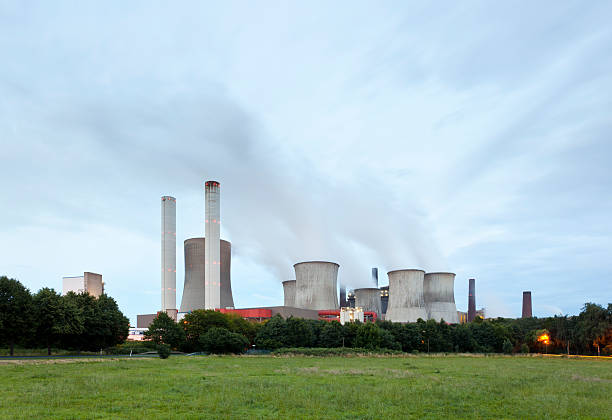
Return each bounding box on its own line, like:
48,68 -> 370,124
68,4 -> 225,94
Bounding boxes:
272,347 -> 403,356
157,344 -> 171,359
521,343 -> 529,354
200,327 -> 249,354
502,339 -> 513,354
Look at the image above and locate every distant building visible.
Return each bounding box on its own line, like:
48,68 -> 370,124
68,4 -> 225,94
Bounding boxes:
340,307 -> 364,325
457,308 -> 486,323
62,272 -> 104,298
127,328 -> 149,341
347,291 -> 355,308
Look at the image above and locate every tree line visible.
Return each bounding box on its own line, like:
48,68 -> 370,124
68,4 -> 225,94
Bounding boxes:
0,276 -> 129,355
147,303 -> 611,355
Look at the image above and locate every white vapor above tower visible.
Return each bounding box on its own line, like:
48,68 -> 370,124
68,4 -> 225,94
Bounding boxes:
204,181 -> 221,309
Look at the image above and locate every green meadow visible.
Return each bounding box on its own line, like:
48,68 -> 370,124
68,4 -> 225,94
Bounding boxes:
1,355 -> 610,419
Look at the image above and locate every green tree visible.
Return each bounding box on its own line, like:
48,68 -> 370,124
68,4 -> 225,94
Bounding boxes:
575,303 -> 611,355
200,327 -> 249,354
181,310 -> 230,351
254,315 -> 287,349
285,317 -> 315,347
342,321 -> 360,347
319,321 -> 343,347
379,328 -> 401,350
0,277 -> 33,355
32,288 -> 83,355
355,322 -> 382,349
502,338 -> 513,354
145,312 -> 185,349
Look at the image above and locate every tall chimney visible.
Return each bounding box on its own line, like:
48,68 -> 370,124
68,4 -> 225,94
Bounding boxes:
161,196 -> 176,316
204,181 -> 221,309
339,284 -> 347,307
468,278 -> 476,322
522,291 -> 532,318
371,267 -> 378,288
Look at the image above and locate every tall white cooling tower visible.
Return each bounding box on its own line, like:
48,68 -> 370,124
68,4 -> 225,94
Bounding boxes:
385,269 -> 427,323
161,196 -> 176,314
423,272 -> 459,323
204,181 -> 221,309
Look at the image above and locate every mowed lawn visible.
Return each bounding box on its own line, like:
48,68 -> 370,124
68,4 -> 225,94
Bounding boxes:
1,355 -> 611,419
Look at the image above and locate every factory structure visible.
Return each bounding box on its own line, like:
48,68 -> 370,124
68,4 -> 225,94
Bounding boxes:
62,272 -> 104,298
136,179 -> 530,328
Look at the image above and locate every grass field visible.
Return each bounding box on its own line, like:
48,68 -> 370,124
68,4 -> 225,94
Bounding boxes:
1,355 -> 611,419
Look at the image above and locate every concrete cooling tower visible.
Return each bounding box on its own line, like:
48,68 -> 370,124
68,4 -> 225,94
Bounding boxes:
161,196 -> 176,317
282,280 -> 296,307
180,238 -> 233,312
423,272 -> 458,323
385,269 -> 428,323
294,261 -> 339,310
354,288 -> 382,318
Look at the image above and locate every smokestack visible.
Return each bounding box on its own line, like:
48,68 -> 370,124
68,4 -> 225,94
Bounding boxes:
161,196 -> 176,317
204,181 -> 221,309
339,284 -> 347,307
522,291 -> 532,318
468,278 -> 476,322
371,267 -> 378,288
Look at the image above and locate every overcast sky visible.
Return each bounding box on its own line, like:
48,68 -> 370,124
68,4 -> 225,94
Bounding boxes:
1,1 -> 611,324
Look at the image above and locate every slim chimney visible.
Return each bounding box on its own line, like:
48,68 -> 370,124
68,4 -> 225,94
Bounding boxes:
522,291 -> 532,318
371,267 -> 378,288
468,278 -> 476,322
161,196 -> 176,316
339,284 -> 347,307
204,181 -> 221,309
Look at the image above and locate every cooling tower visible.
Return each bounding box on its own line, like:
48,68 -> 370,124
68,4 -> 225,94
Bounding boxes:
161,196 -> 176,315
180,238 -> 233,312
354,288 -> 382,318
294,261 -> 339,310
522,291 -> 532,318
468,278 -> 476,322
204,181 -> 221,309
424,272 -> 459,323
385,269 -> 427,323
282,280 -> 296,307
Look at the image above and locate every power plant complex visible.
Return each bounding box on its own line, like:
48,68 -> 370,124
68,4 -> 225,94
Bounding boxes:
136,179 -> 530,327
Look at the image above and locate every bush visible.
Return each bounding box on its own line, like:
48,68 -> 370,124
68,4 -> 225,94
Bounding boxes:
272,347 -> 403,356
521,343 -> 529,354
502,339 -> 513,354
200,327 -> 249,354
157,344 -> 171,359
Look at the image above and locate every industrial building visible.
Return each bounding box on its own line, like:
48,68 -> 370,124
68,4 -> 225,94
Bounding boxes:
62,272 -> 104,298
161,196 -> 177,319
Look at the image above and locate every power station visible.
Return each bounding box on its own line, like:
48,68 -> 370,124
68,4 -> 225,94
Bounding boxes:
137,179 -> 531,329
